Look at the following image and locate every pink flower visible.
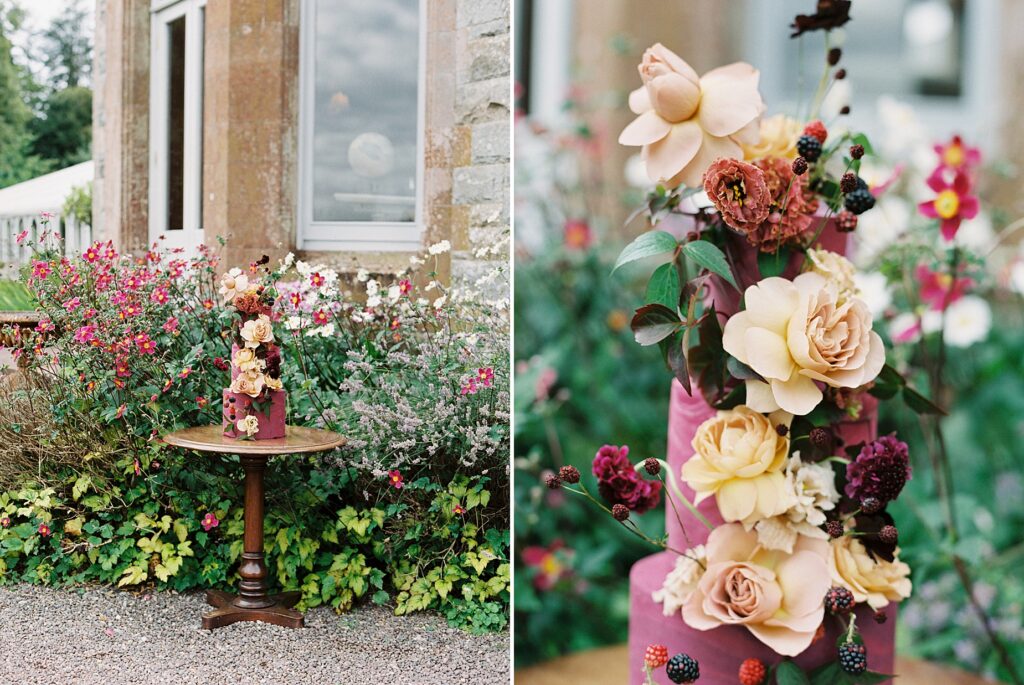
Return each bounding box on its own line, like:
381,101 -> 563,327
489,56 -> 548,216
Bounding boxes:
563,219 -> 592,250
196,396 -> 209,408
310,272 -> 325,288
111,290 -> 128,305
398,279 -> 412,295
134,333 -> 156,355
453,503 -> 466,516
201,512 -> 219,531
40,211 -> 54,222
15,230 -> 28,245
918,169 -> 979,241
702,158 -> 772,235
916,264 -> 973,311
461,377 -> 479,395
38,523 -> 51,537
619,44 -> 765,188
84,243 -> 101,263
289,292 -> 302,308
151,288 -> 169,305
35,319 -> 54,333
313,309 -> 329,325
522,540 -> 573,591
115,358 -> 132,377
934,135 -> 981,175
63,296 -> 82,312
682,523 -> 830,656
115,404 -> 127,419
477,367 -> 494,387
73,325 -> 97,344
163,317 -> 179,333
179,367 -> 192,379
388,470 -> 404,489
592,444 -> 661,513
32,261 -> 51,280
1,516 -> 10,527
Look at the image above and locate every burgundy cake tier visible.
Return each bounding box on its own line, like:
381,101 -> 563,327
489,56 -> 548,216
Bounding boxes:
626,381 -> 896,683
221,388 -> 287,440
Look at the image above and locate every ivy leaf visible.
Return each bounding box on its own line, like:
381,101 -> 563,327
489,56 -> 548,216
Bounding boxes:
645,263 -> 680,309
757,246 -> 791,279
776,660 -> 811,685
612,231 -> 678,273
631,304 -> 681,346
681,240 -> 737,289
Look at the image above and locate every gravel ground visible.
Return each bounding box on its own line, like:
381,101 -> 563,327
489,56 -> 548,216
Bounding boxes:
0,585 -> 509,685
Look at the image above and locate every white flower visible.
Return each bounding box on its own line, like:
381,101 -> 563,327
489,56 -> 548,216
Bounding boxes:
1010,260 -> 1024,295
432,295 -> 447,309
409,256 -> 425,266
366,295 -> 382,309
653,546 -> 706,617
754,453 -> 839,553
218,270 -> 250,303
853,272 -> 892,318
387,285 -> 401,303
889,312 -> 921,344
284,315 -> 304,331
295,260 -> 312,276
237,415 -> 260,437
427,240 -> 451,255
306,323 -> 335,338
624,153 -> 650,189
282,252 -> 295,268
356,268 -> 370,282
942,296 -> 992,348
365,279 -> 379,296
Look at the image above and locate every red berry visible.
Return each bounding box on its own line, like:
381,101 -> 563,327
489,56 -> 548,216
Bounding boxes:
836,210 -> 858,233
645,644 -> 670,669
803,120 -> 828,144
739,658 -> 767,685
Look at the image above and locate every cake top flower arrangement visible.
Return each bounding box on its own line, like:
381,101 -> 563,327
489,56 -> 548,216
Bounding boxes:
543,6 -> 962,684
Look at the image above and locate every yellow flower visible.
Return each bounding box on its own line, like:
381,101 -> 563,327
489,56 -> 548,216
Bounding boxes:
804,249 -> 858,303
829,530 -> 912,609
681,405 -> 791,524
232,347 -> 260,374
741,114 -> 802,160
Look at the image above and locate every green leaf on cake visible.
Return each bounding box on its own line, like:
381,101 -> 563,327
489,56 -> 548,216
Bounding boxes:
775,660 -> 811,685
630,304 -> 681,346
854,671 -> 897,684
757,245 -> 791,279
612,230 -> 678,273
681,240 -> 738,289
645,263 -> 680,309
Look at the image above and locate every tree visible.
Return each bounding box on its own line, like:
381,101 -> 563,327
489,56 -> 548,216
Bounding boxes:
30,85 -> 91,168
39,0 -> 91,89
0,2 -> 49,188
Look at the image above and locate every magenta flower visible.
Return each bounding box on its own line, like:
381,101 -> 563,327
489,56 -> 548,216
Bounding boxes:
388,470 -> 404,489
163,317 -> 179,333
134,333 -> 157,355
310,272 -> 325,288
15,230 -> 28,245
38,523 -> 51,537
845,434 -> 912,505
84,243 -> 101,263
918,170 -> 979,241
201,512 -> 219,531
915,264 -> 973,311
461,377 -> 479,395
592,444 -> 661,513
1,516 -> 10,528
934,135 -> 980,175
522,540 -> 573,591
73,325 -> 97,345
31,261 -> 51,280
151,288 -> 169,305
477,367 -> 495,388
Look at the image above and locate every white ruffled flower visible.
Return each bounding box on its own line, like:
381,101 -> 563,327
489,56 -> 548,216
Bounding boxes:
282,252 -> 295,268
306,323 -> 335,338
237,415 -> 260,437
365,279 -> 379,297
853,272 -> 892,318
432,295 -> 447,309
653,546 -> 706,617
754,453 -> 839,553
366,295 -> 382,309
295,260 -> 312,276
356,268 -> 370,282
284,315 -> 304,331
409,255 -> 425,266
941,296 -> 992,348
427,240 -> 451,255
387,285 -> 401,303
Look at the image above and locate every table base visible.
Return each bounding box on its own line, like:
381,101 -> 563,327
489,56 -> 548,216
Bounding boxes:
201,589 -> 304,630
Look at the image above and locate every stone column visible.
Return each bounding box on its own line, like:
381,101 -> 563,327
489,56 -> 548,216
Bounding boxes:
92,0 -> 151,254
202,0 -> 299,269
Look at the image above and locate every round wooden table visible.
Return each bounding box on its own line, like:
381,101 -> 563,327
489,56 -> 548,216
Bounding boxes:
514,645 -> 1000,685
163,425 -> 346,630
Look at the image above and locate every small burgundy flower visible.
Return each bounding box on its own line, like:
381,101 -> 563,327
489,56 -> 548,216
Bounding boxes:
388,470 -> 404,489
201,512 -> 219,531
38,523 -> 51,537
592,444 -> 661,514
845,434 -> 912,504
213,357 -> 229,371
1,516 -> 10,528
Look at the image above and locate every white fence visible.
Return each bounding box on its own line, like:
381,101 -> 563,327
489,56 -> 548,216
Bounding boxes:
0,213 -> 92,272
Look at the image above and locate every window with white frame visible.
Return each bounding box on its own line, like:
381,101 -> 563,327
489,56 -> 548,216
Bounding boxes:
149,0 -> 206,251
298,0 -> 425,252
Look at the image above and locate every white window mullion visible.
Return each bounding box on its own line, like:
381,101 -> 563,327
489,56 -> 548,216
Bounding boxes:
182,2 -> 204,239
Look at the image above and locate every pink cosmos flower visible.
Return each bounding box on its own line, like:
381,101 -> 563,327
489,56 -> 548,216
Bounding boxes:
32,261 -> 51,280
38,523 -> 51,537
201,512 -> 219,531
15,230 -> 28,245
151,288 -> 169,305
313,309 -> 329,325
179,367 -> 192,379
115,404 -> 127,419
388,470 -> 404,489
111,290 -> 128,305
73,325 -> 97,345
619,44 -> 765,188
918,169 -> 979,241
115,359 -> 132,377
916,264 -> 973,311
478,367 -> 494,387
563,219 -> 592,250
134,333 -> 156,355
310,272 -> 325,288
289,292 -> 302,308
934,135 -> 980,175
522,540 -> 573,591
398,279 -> 412,295
63,297 -> 82,312
461,377 -> 479,395
163,317 -> 179,333
84,243 -> 101,263
36,319 -> 54,333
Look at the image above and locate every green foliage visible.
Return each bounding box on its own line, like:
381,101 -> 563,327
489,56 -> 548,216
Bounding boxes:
0,14 -> 50,189
61,182 -> 91,227
37,0 -> 91,90
30,86 -> 92,169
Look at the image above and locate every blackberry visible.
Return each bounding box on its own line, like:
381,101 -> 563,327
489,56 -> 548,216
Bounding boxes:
797,134 -> 823,162
612,504 -> 630,521
838,642 -> 868,675
826,520 -> 845,539
644,458 -> 661,476
835,68 -> 847,80
558,465 -> 581,484
836,210 -> 858,233
874,610 -> 888,624
849,144 -> 865,159
840,172 -> 858,194
879,524 -> 898,545
860,496 -> 883,514
844,188 -> 875,215
840,105 -> 851,115
666,653 -> 700,683
792,157 -> 809,175
825,586 -> 855,615
775,424 -> 789,437
738,658 -> 766,685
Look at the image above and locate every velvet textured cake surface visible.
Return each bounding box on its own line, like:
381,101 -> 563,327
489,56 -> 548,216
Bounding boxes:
222,388 -> 287,439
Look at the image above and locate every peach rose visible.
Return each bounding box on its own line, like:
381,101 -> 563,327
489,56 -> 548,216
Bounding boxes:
830,531 -> 912,610
230,373 -> 264,397
240,314 -> 275,349
683,523 -> 830,656
722,273 -> 885,415
264,375 -> 283,392
619,44 -> 766,188
232,347 -> 260,374
681,406 -> 792,525
236,414 -> 260,437
218,268 -> 250,303
741,114 -> 802,160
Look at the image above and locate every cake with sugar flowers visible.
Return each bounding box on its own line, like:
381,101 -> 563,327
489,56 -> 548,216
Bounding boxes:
545,10 -> 947,683
219,267 -> 286,440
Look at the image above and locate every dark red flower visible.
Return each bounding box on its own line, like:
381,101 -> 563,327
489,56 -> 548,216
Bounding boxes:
790,0 -> 852,37
845,434 -> 912,504
592,444 -> 661,513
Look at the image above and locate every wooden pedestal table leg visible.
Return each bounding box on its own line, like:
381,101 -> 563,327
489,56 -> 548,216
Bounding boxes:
201,454 -> 304,630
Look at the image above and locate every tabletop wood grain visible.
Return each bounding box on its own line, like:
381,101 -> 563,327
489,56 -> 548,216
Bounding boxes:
514,644 -> 1001,685
162,425 -> 346,456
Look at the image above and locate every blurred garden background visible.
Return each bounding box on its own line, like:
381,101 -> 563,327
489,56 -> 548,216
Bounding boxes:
513,1 -> 1024,681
